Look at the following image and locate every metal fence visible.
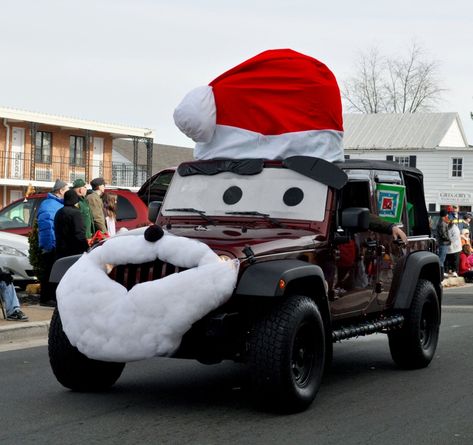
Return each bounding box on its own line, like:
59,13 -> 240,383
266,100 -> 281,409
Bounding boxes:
0,152 -> 148,188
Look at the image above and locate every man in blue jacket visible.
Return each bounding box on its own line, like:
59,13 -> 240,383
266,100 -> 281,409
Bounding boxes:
37,179 -> 69,306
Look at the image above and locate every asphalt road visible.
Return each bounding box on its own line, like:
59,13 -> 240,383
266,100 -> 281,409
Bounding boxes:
1,305 -> 473,445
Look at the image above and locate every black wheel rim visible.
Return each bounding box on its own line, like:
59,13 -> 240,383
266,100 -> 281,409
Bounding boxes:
419,300 -> 436,348
291,322 -> 316,387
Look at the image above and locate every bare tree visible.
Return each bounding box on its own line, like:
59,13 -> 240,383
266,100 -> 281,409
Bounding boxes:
342,43 -> 445,114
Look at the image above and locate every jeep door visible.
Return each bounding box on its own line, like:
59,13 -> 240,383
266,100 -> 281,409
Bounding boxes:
330,174 -> 378,318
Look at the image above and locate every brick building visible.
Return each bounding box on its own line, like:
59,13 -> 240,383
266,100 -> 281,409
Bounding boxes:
0,106 -> 154,208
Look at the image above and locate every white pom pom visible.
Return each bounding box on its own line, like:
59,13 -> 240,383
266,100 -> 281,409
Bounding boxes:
173,85 -> 216,143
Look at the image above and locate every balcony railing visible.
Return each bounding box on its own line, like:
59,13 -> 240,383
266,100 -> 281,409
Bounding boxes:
0,152 -> 148,188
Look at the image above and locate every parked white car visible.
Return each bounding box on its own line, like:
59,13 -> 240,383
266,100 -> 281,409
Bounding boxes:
0,231 -> 37,289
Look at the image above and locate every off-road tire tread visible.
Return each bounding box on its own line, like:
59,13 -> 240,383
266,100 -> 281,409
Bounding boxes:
388,279 -> 440,369
48,308 -> 125,391
248,295 -> 325,411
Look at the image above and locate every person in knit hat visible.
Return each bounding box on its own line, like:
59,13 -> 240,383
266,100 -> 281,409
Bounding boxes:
86,177 -> 107,233
54,190 -> 89,260
174,48 -> 344,162
72,178 -> 94,239
36,178 -> 69,306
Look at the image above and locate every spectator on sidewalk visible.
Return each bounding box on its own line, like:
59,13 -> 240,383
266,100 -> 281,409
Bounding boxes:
103,192 -> 118,236
54,190 -> 90,260
446,216 -> 462,277
435,209 -> 451,277
87,177 -> 107,234
461,228 -> 471,247
462,212 -> 473,235
36,179 -> 69,306
0,268 -> 28,321
72,178 -> 94,239
459,244 -> 473,283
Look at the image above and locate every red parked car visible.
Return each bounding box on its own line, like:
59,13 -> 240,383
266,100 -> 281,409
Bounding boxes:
0,189 -> 150,236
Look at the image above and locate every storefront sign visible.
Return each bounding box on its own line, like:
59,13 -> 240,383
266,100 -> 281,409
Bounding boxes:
438,192 -> 472,204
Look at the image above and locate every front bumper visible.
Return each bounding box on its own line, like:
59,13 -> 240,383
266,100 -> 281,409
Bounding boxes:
0,254 -> 37,283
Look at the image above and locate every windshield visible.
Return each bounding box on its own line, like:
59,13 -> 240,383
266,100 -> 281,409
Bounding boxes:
162,167 -> 328,222
0,199 -> 37,229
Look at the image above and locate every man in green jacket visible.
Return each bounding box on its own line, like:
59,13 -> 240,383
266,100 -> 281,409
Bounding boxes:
87,177 -> 107,233
72,178 -> 94,239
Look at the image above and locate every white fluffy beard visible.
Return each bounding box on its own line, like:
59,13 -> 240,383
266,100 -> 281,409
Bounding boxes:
56,230 -> 239,362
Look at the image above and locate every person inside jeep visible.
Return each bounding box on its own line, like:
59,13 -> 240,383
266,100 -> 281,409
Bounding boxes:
369,214 -> 408,243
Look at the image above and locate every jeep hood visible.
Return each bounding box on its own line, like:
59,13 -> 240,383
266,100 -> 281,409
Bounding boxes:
167,225 -> 321,259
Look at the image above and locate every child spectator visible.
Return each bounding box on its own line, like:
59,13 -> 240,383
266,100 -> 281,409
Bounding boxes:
103,193 -> 118,236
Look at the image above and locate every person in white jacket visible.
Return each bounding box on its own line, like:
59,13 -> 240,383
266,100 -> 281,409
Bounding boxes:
446,220 -> 462,276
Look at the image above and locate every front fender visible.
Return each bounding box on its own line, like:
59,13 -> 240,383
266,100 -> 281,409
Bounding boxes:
236,259 -> 327,297
49,255 -> 82,283
392,251 -> 442,310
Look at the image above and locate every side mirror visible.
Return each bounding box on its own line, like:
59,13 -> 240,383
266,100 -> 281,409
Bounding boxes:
148,201 -> 162,223
341,207 -> 370,231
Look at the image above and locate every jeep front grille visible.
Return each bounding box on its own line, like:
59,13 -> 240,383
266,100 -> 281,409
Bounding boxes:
109,259 -> 185,290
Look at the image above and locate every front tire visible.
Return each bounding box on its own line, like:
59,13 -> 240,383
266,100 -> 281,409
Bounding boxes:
388,279 -> 440,369
48,308 -> 125,391
248,296 -> 325,412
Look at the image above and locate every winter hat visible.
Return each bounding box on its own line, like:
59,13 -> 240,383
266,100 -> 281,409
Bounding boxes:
52,179 -> 68,192
64,189 -> 79,206
90,177 -> 106,190
173,49 -> 343,162
72,178 -> 86,188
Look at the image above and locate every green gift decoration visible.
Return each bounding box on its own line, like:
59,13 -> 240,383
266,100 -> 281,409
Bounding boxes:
376,183 -> 405,223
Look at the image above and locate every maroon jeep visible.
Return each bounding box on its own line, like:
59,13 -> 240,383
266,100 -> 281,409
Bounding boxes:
48,156 -> 441,412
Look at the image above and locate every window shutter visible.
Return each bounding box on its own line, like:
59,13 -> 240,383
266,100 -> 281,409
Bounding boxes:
386,156 -> 393,161
409,156 -> 417,167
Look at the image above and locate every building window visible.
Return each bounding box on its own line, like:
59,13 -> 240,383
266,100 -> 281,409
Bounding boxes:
428,203 -> 436,212
452,158 -> 463,178
35,131 -> 52,163
394,156 -> 410,167
388,155 -> 416,168
70,136 -> 86,166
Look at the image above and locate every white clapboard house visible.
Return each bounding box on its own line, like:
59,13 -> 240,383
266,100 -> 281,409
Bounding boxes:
343,112 -> 473,213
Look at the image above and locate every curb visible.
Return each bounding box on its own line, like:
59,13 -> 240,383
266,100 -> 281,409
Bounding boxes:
0,321 -> 50,345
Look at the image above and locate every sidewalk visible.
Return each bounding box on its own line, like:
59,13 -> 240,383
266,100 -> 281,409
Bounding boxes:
0,294 -> 54,347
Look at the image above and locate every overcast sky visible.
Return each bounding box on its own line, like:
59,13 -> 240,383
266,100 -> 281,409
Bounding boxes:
1,0 -> 472,147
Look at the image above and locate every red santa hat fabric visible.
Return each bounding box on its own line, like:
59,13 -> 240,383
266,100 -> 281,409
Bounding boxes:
173,48 -> 344,162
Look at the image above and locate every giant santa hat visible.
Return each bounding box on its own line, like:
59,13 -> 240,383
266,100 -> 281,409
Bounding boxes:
173,48 -> 344,162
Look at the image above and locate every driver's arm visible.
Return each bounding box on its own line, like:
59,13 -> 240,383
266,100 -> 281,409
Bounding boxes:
369,214 -> 408,243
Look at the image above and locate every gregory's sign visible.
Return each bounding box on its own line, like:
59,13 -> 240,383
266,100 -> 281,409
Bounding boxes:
438,192 -> 472,204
